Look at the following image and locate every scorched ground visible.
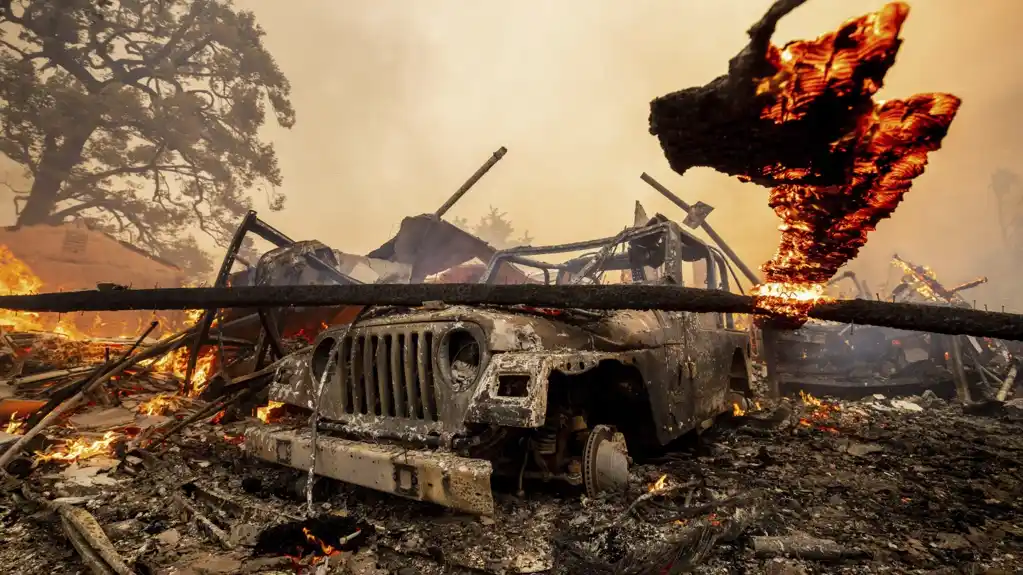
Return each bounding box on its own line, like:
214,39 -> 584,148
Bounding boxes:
1,391 -> 1020,574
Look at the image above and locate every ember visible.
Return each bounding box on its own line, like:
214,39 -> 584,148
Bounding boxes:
34,430 -> 119,463
210,410 -> 227,425
222,433 -> 244,445
751,281 -> 829,324
751,3 -> 960,324
255,400 -> 286,424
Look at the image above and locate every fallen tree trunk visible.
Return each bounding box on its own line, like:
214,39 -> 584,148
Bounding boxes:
0,284 -> 1019,341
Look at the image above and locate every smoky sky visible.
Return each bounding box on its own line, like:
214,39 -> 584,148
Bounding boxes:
6,1 -> 1023,307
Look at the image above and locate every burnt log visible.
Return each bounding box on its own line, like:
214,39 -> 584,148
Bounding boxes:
0,284 -> 1020,341
752,535 -> 861,561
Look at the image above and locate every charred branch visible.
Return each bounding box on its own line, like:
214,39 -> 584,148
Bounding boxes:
0,284 -> 1022,341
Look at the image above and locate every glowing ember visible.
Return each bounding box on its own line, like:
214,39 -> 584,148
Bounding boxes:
649,474 -> 668,493
750,3 -> 960,325
255,400 -> 286,424
136,393 -> 183,416
732,403 -> 745,417
5,412 -> 25,435
35,430 -> 119,463
223,433 -> 244,445
752,281 -> 830,321
210,410 -> 227,425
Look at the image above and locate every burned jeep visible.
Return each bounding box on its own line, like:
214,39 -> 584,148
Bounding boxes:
245,215 -> 753,515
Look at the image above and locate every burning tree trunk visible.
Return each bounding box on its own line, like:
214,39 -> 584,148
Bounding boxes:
649,0 -> 961,326
0,284 -> 1021,341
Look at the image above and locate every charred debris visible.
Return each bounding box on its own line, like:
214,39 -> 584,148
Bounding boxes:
1,2 -> 1022,575
0,148 -> 1020,575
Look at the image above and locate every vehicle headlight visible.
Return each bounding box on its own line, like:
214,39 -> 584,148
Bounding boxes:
441,328 -> 484,391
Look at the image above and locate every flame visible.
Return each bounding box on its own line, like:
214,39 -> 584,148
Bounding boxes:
34,430 -> 119,463
210,410 -> 227,425
136,393 -> 183,416
255,400 -> 286,424
798,390 -> 841,433
143,346 -> 217,397
189,349 -> 216,396
649,474 -> 668,493
5,412 -> 25,435
303,527 -> 343,558
732,403 -> 745,417
0,245 -> 44,333
0,244 -> 203,342
748,3 -> 960,326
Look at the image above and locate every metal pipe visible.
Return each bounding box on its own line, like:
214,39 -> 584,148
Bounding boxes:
434,147 -> 508,218
640,173 -> 761,286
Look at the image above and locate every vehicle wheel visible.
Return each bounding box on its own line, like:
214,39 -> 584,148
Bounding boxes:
582,424 -> 630,498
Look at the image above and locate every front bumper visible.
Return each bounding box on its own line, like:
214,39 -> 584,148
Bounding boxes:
244,426 -> 495,515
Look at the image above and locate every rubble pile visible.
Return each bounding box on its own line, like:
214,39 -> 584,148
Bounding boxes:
1,390 -> 1019,574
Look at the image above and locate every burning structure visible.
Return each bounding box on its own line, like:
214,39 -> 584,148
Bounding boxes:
0,222 -> 186,339
765,255 -> 1021,402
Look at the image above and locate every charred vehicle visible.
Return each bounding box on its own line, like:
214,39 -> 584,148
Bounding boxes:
244,213 -> 753,515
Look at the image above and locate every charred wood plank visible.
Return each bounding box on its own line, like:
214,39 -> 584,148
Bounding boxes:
0,284 -> 1021,341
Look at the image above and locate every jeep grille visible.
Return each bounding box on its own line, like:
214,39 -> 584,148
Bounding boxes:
335,328 -> 440,421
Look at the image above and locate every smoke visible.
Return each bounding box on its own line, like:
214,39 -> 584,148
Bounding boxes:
239,0 -> 1023,307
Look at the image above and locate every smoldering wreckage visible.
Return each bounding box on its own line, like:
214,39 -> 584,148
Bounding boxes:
2,2 -> 1023,575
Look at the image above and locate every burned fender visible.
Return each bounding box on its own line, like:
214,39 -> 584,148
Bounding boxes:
268,351 -> 315,409
463,350 -> 614,428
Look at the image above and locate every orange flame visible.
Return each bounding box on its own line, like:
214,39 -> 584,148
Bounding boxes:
732,403 -> 745,417
798,390 -> 841,433
143,346 -> 217,396
749,2 -> 960,326
34,430 -> 119,463
5,412 -> 25,435
303,527 -> 342,558
649,474 -> 668,493
255,400 -> 286,424
136,393 -> 183,416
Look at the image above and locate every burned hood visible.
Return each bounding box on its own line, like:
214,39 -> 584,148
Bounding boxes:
354,306 -> 666,352
368,215 -> 497,281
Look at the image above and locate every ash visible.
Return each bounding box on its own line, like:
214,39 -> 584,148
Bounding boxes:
2,393 -> 1021,575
